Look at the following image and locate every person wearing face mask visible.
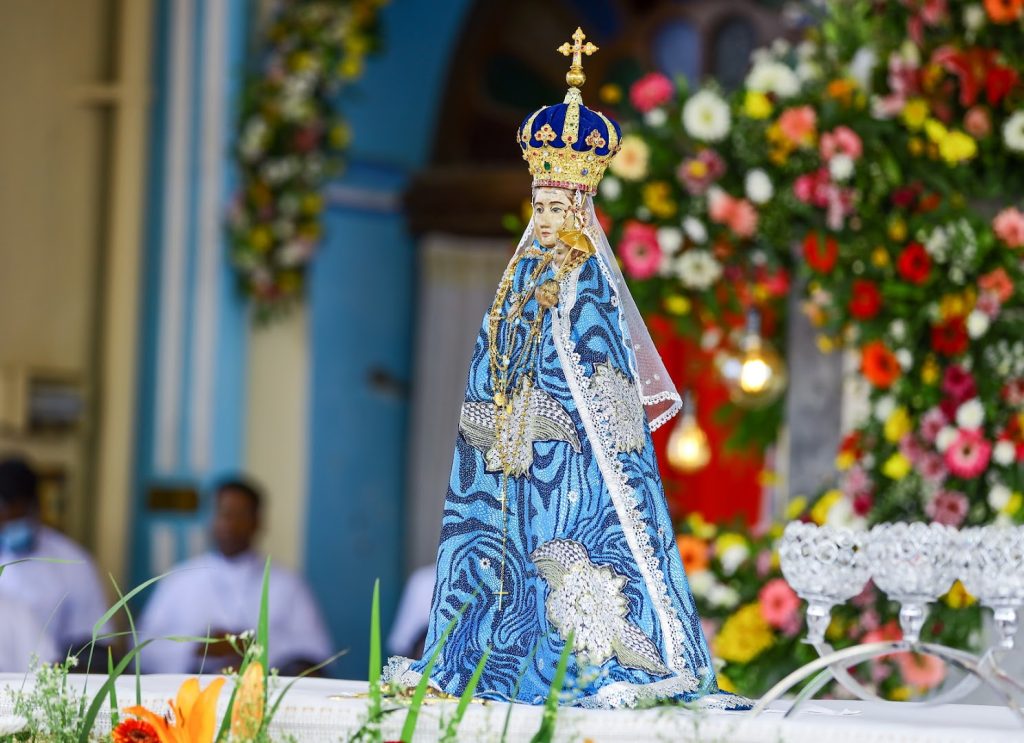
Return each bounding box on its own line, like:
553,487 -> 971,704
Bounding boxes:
0,456 -> 111,662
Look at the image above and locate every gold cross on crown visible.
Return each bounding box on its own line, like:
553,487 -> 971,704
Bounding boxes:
557,27 -> 598,89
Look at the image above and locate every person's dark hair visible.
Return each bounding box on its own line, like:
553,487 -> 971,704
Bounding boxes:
0,456 -> 39,507
213,475 -> 263,514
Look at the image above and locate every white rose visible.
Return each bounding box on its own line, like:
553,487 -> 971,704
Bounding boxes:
873,395 -> 896,421
687,570 -> 714,598
994,439 -> 1017,466
963,4 -> 986,32
682,216 -> 707,244
896,349 -> 913,370
708,583 -> 741,609
718,545 -> 749,576
936,426 -> 959,452
644,108 -> 668,128
989,483 -> 1012,511
956,398 -> 985,430
682,90 -> 731,142
655,226 -> 683,254
829,153 -> 855,182
1004,111 -> 1024,153
599,175 -> 622,200
967,309 -> 990,338
744,169 -> 774,204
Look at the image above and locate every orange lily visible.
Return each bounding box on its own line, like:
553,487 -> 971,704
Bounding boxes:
230,662 -> 266,741
124,676 -> 225,743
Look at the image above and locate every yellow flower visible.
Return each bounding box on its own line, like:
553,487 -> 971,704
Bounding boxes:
939,290 -> 975,320
231,662 -> 266,742
871,247 -> 890,267
642,181 -> 677,219
715,532 -> 748,556
124,677 -> 226,743
785,495 -> 808,520
942,580 -> 977,609
249,226 -> 273,253
924,118 -> 948,144
609,135 -> 650,181
908,137 -> 925,156
811,489 -> 843,525
817,335 -> 836,354
1004,492 -> 1023,516
889,686 -> 912,702
921,356 -> 940,385
939,130 -> 977,164
901,99 -> 930,130
599,83 -> 622,105
664,295 -> 691,315
687,512 -> 716,539
882,452 -> 912,480
884,407 -> 912,443
758,470 -> 778,487
826,614 -> 845,642
887,217 -> 907,242
743,91 -> 773,119
716,673 -> 737,693
836,450 -> 856,471
713,604 -> 774,663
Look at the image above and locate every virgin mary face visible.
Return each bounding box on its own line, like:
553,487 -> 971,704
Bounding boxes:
532,187 -> 573,248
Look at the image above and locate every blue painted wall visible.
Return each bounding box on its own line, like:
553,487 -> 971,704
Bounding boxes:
305,0 -> 474,680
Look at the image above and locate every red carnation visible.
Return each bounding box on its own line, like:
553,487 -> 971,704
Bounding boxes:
897,242 -> 932,284
931,317 -> 969,356
803,232 -> 839,273
849,279 -> 882,319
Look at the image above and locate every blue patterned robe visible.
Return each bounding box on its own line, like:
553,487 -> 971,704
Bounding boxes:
397,242 -> 743,709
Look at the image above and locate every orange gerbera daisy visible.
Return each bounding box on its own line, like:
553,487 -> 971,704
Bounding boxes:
985,0 -> 1023,23
676,534 -> 710,574
112,718 -> 160,743
862,340 -> 901,388
123,677 -> 225,743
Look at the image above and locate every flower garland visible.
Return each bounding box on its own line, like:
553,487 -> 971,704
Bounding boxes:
598,0 -> 1024,697
227,0 -> 385,321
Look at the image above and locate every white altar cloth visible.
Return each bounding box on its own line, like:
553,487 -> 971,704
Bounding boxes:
1,673 -> 1020,742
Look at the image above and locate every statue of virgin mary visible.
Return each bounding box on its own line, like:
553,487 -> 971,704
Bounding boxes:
386,29 -> 748,710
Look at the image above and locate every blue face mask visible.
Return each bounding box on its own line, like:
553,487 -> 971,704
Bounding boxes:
0,517 -> 37,555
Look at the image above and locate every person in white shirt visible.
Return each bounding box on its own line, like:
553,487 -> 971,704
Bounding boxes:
137,476 -> 333,676
0,457 -> 111,661
0,595 -> 58,672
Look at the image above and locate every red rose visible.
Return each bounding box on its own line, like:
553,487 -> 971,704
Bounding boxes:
897,242 -> 932,284
849,279 -> 882,319
931,317 -> 969,356
803,231 -> 838,273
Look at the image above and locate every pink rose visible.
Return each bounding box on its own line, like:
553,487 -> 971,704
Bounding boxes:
794,168 -> 830,207
618,221 -> 662,280
629,72 -> 674,113
944,430 -> 992,479
994,207 -> 1024,248
758,578 -> 801,630
820,125 -> 863,161
926,489 -> 969,527
708,189 -> 759,238
778,105 -> 817,147
896,651 -> 946,689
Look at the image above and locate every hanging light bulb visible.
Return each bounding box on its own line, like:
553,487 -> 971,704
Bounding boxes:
667,391 -> 711,473
717,309 -> 788,409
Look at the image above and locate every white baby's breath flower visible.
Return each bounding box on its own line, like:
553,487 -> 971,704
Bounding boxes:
967,309 -> 991,339
656,226 -> 684,254
936,426 -> 959,453
675,249 -> 723,290
682,90 -> 731,142
682,216 -> 707,244
1003,111 -> 1024,153
644,108 -> 668,127
829,153 -> 855,181
956,398 -> 985,430
994,440 -> 1017,466
599,175 -> 622,200
744,169 -> 774,204
989,483 -> 1012,511
746,61 -> 801,98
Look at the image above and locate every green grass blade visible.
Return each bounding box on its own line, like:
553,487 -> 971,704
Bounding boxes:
400,610 -> 461,743
0,556 -> 78,580
107,648 -> 119,729
258,556 -> 271,673
442,648 -> 490,742
529,631 -> 574,743
110,576 -> 143,705
367,578 -> 382,739
77,638 -> 159,743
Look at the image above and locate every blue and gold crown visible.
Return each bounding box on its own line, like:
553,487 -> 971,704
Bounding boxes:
518,28 -> 621,194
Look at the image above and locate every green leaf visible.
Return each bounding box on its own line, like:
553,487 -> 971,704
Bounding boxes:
529,631 -> 574,743
400,611 -> 459,743
107,648 -> 119,729
367,578 -> 382,735
441,648 -> 491,742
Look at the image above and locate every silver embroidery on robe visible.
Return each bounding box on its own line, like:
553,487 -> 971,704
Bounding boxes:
460,379 -> 581,477
531,539 -> 670,676
587,362 -> 646,455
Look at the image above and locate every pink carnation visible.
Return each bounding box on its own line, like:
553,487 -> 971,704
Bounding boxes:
618,221 -> 662,280
794,168 -> 831,207
778,105 -> 817,147
920,407 -> 948,443
944,429 -> 992,479
629,72 -> 674,113
820,125 -> 863,161
899,435 -> 925,465
919,452 -> 948,485
896,651 -> 946,689
758,578 -> 801,630
926,489 -> 969,527
994,207 -> 1024,249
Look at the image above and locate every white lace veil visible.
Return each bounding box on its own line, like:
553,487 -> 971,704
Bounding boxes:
511,189 -> 682,431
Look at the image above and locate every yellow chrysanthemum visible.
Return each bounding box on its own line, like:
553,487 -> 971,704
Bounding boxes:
921,356 -> 940,385
871,247 -> 890,267
942,580 -> 977,609
836,450 -> 856,471
715,532 -> 748,556
887,217 -> 908,242
642,181 -> 677,219
716,673 -> 738,693
743,91 -> 773,119
811,489 -> 843,525
901,99 -> 930,130
664,295 -> 691,315
884,407 -> 912,443
924,118 -> 948,144
882,452 -> 912,480
939,130 -> 977,164
713,604 -> 775,663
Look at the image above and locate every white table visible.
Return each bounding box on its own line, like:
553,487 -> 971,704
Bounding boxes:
1,673 -> 1020,742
